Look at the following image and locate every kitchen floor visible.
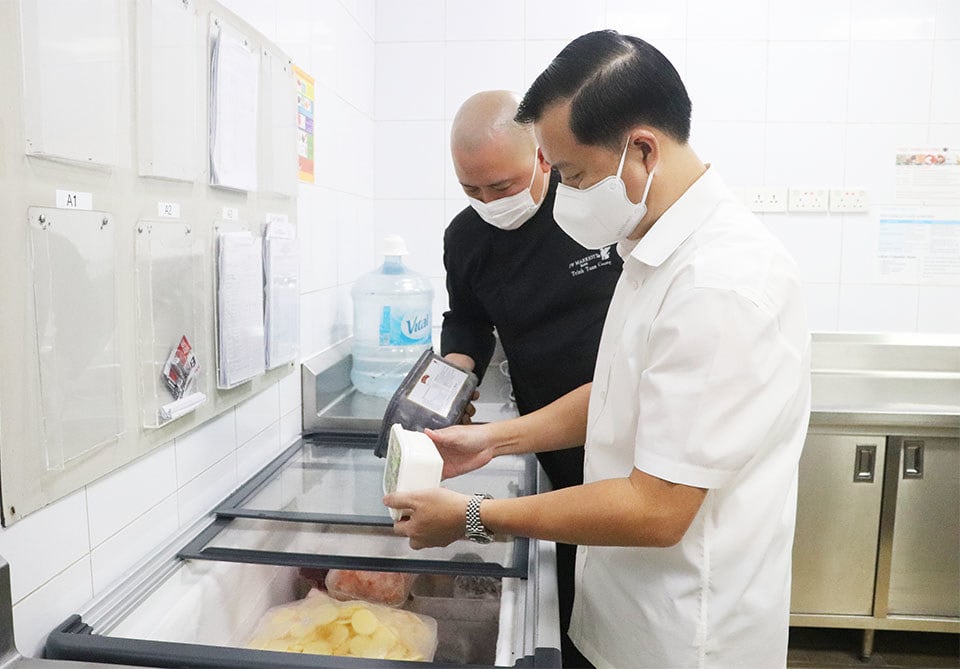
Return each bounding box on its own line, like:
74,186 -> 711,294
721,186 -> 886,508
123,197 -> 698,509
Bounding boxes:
787,628 -> 960,668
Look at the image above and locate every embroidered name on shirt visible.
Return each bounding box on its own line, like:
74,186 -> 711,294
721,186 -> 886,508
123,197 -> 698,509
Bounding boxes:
569,245 -> 615,277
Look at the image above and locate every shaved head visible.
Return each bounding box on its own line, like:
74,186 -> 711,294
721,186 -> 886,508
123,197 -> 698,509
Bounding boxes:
451,90 -> 537,158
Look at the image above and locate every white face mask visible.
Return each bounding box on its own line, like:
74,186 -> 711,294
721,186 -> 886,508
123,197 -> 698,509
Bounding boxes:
467,155 -> 546,231
553,139 -> 656,249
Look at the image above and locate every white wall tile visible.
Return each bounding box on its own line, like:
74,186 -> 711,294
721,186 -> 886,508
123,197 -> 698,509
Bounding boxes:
686,40 -> 767,122
766,42 -> 848,123
376,0 -> 444,42
844,123 -> 930,205
605,0 -> 688,40
838,284 -> 919,332
337,192 -> 377,284
0,490 -> 88,604
841,213 -> 883,284
279,369 -> 302,415
281,408 -> 303,447
312,85 -> 340,189
936,0 -> 960,38
87,444 -> 177,547
342,0 -> 376,39
690,122 -> 765,187
851,0 -> 937,40
236,384 -> 280,445
847,41 -> 934,123
445,0 -> 524,41
298,184 -> 339,293
918,286 -> 960,333
376,42 -> 445,120
766,216 -> 843,283
219,0 -> 276,40
444,41 -> 525,119
335,4 -> 375,115
300,288 -> 341,357
177,455 -> 238,526
930,40 -> 960,124
174,410 -> 236,486
804,283 -> 841,331
334,108 -> 375,198
237,422 -> 282,482
375,121 -> 446,199
764,123 -> 845,186
90,495 -> 178,595
687,0 -> 769,40
374,199 -> 447,276
309,1 -> 339,92
930,123 -> 960,145
523,39 -> 569,90
523,0 -> 604,40
13,557 -> 93,658
768,0 -> 851,40
431,276 -> 450,329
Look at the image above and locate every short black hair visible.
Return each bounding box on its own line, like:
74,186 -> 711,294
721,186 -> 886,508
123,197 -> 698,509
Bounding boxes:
516,30 -> 691,147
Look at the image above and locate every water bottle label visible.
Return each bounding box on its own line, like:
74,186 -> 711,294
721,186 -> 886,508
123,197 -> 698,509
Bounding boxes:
379,306 -> 431,346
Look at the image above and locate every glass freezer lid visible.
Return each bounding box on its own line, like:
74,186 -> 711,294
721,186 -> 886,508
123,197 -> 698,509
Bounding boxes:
215,434 -> 537,527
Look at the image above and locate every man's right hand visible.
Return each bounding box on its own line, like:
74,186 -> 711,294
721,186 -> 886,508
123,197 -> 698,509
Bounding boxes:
424,424 -> 496,479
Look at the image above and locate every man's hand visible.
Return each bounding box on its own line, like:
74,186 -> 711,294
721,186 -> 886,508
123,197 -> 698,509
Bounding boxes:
384,488 -> 471,549
425,424 -> 496,479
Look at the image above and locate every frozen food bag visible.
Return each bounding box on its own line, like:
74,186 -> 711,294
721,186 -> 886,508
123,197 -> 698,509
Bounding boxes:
246,589 -> 438,662
325,568 -> 417,607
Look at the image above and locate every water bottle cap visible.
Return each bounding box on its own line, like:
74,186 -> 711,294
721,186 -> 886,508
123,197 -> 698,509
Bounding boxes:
382,235 -> 409,256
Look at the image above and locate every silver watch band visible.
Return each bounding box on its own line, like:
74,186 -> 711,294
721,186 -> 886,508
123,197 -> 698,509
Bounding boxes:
465,492 -> 493,543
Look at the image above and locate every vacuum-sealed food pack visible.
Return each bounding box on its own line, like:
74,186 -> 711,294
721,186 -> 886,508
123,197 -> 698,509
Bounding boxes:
246,589 -> 438,662
325,568 -> 417,607
374,349 -> 478,457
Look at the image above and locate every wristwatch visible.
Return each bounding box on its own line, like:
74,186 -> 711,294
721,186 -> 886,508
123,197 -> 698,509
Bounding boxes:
465,493 -> 494,544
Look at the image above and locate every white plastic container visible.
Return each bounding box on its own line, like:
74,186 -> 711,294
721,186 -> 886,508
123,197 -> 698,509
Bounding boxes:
382,424 -> 443,521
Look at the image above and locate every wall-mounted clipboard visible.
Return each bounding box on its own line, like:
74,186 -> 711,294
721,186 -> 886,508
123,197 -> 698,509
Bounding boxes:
20,0 -> 130,166
27,207 -> 123,469
215,224 -> 265,388
136,0 -> 201,181
136,220 -> 208,427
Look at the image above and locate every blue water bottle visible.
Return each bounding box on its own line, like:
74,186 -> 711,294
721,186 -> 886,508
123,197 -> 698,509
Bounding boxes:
351,235 -> 434,397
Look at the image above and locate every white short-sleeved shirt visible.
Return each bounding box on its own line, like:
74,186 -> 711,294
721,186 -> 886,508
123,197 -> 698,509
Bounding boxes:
569,167 -> 811,669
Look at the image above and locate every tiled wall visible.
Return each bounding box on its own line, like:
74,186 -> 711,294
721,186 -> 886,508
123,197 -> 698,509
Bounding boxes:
374,0 -> 960,334
4,0 -> 957,659
0,0 -> 374,656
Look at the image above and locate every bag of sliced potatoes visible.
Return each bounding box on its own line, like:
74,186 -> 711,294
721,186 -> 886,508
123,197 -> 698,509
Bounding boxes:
246,588 -> 438,662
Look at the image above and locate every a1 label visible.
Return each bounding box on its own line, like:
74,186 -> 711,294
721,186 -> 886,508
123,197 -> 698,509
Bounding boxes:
158,201 -> 181,218
222,206 -> 239,221
55,190 -> 92,210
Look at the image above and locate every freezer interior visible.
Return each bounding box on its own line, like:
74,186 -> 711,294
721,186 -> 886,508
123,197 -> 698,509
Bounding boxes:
98,558 -> 514,665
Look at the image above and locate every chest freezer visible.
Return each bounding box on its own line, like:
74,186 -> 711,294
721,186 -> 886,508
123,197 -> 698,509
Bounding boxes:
43,433 -> 561,668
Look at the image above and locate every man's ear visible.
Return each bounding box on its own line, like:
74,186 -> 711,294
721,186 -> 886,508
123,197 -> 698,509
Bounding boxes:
628,129 -> 659,172
536,147 -> 551,171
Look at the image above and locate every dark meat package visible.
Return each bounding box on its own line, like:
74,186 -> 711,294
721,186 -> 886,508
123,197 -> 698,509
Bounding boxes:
325,569 -> 417,607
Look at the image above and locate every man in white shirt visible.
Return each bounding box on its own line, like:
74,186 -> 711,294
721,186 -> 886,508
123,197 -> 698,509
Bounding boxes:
385,30 -> 810,669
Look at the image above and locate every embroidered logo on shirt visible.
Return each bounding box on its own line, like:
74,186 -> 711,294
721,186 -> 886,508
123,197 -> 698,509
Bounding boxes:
569,245 -> 615,277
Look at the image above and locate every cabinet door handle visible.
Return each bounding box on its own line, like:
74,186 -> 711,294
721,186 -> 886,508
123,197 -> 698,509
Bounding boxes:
903,440 -> 924,480
853,444 -> 877,483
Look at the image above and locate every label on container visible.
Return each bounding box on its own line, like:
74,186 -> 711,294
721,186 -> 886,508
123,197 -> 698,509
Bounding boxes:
406,359 -> 469,417
378,306 -> 431,346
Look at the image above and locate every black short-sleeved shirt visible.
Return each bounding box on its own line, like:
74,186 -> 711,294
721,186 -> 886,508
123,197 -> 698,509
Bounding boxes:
440,173 -> 623,490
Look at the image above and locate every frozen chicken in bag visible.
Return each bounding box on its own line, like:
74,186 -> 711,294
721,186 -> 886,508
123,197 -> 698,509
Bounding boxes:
325,568 -> 417,607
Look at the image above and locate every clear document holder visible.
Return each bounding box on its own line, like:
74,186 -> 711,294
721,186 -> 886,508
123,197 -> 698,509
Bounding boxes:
136,220 -> 208,428
28,207 -> 123,470
135,0 -> 201,181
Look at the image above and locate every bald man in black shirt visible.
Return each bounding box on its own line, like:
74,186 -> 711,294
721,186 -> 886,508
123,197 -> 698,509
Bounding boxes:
441,90 -> 621,668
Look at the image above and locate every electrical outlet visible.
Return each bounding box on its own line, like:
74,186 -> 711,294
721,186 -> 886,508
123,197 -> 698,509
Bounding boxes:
788,188 -> 829,212
829,188 -> 869,212
746,187 -> 788,213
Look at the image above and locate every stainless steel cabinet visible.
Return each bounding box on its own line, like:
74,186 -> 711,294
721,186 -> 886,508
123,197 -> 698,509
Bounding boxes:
791,434 -> 886,615
885,436 -> 960,617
